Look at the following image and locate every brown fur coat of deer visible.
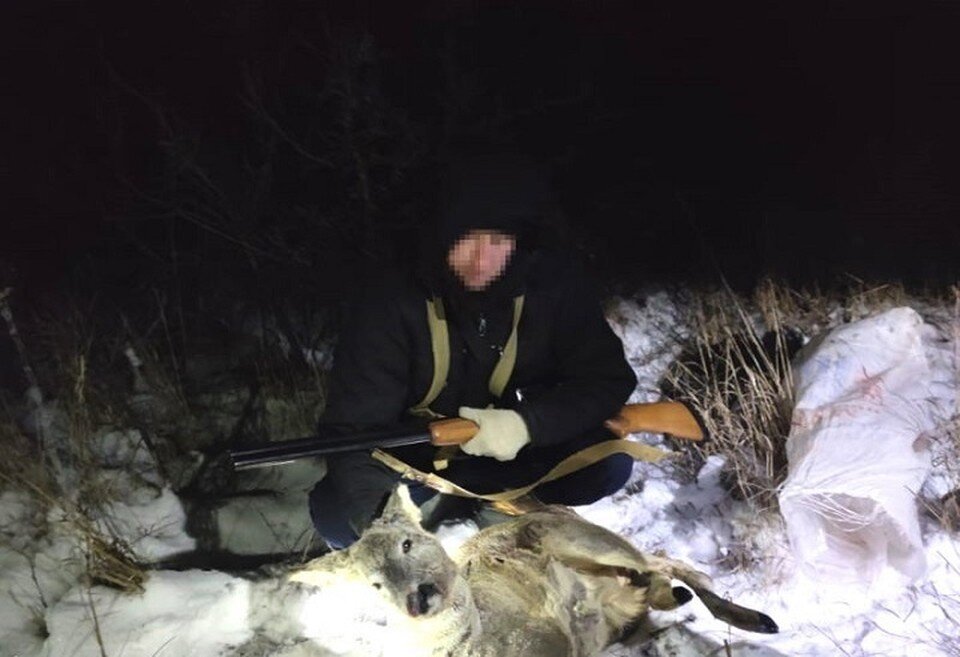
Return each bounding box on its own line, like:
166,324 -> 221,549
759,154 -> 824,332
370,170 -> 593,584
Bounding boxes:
291,486 -> 777,657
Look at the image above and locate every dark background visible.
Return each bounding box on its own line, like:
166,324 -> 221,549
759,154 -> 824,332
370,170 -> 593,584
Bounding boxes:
3,0 -> 959,317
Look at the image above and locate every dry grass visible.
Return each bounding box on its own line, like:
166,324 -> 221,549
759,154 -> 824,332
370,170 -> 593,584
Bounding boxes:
951,287 -> 960,526
1,295 -> 147,596
662,280 -> 797,510
249,339 -> 328,438
927,286 -> 960,532
0,284 -> 328,603
0,424 -> 147,595
0,384 -> 147,593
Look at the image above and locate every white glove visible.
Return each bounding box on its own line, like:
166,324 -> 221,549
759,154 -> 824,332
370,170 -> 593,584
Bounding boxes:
458,407 -> 531,461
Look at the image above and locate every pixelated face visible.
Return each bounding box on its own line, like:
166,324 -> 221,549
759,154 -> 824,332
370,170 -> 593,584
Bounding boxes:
446,229 -> 517,291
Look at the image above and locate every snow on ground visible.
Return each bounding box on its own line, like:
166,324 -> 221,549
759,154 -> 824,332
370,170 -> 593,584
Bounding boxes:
0,289 -> 957,657
40,570 -> 252,657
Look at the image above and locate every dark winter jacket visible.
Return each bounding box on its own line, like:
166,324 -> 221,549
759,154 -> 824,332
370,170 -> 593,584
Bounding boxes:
319,251 -> 637,447
315,147 -> 637,533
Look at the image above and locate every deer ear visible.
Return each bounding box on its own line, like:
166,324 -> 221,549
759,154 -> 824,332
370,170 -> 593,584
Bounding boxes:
377,484 -> 423,526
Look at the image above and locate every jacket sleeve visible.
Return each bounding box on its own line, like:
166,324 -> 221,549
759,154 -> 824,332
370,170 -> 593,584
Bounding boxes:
515,264 -> 636,446
315,280 -> 415,535
318,281 -> 413,435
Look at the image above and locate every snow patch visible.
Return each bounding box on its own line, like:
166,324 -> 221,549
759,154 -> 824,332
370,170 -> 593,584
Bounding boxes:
41,570 -> 252,657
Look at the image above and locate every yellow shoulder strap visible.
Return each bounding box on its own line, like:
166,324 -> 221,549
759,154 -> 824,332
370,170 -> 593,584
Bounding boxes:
410,293 -> 525,418
408,297 -> 449,419
488,295 -> 524,398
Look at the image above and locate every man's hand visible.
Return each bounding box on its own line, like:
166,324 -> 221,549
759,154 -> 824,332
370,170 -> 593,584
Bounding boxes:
458,407 -> 531,461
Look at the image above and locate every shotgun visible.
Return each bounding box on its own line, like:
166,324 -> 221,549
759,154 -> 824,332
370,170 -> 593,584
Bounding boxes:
229,401 -> 704,471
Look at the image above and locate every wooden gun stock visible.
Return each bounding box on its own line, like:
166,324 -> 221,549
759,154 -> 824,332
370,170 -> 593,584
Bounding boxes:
603,401 -> 705,440
428,401 -> 704,446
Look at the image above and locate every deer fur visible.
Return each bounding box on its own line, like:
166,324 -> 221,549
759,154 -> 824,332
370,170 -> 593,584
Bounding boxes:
291,485 -> 777,656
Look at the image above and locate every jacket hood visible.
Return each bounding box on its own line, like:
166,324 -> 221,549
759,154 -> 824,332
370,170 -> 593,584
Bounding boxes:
418,145 -> 557,294
438,148 -> 554,252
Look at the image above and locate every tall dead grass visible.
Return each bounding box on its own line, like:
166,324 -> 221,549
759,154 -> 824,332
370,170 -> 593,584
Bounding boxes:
930,286 -> 960,531
1,282 -> 328,601
0,293 -> 146,595
0,418 -> 147,595
663,279 -> 798,510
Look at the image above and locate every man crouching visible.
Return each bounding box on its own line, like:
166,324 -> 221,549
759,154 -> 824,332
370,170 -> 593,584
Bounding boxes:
308,144 -> 637,547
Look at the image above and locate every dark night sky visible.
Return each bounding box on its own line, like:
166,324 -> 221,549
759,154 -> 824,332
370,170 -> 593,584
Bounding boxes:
2,0 -> 959,298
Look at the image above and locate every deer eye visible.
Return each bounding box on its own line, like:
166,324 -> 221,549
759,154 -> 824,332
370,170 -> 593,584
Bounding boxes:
402,538 -> 413,553
372,582 -> 383,590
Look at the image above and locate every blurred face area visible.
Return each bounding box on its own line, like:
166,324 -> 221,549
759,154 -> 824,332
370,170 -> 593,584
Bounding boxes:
446,229 -> 517,291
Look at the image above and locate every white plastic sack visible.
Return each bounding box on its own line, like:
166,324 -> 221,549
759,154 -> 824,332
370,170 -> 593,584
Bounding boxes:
779,307 -> 936,585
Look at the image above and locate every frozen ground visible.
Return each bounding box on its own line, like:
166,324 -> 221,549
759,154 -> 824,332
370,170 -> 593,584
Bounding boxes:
0,290 -> 957,657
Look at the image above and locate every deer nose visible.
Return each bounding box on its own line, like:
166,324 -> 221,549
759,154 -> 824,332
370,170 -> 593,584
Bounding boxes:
415,582 -> 440,614
418,582 -> 439,598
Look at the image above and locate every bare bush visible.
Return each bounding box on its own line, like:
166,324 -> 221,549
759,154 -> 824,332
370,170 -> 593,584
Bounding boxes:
0,421 -> 146,595
928,286 -> 960,532
662,279 -> 799,510
1,294 -> 146,595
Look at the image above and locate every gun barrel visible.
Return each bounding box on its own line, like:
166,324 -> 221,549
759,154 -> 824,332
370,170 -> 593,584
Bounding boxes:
229,426 -> 433,470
